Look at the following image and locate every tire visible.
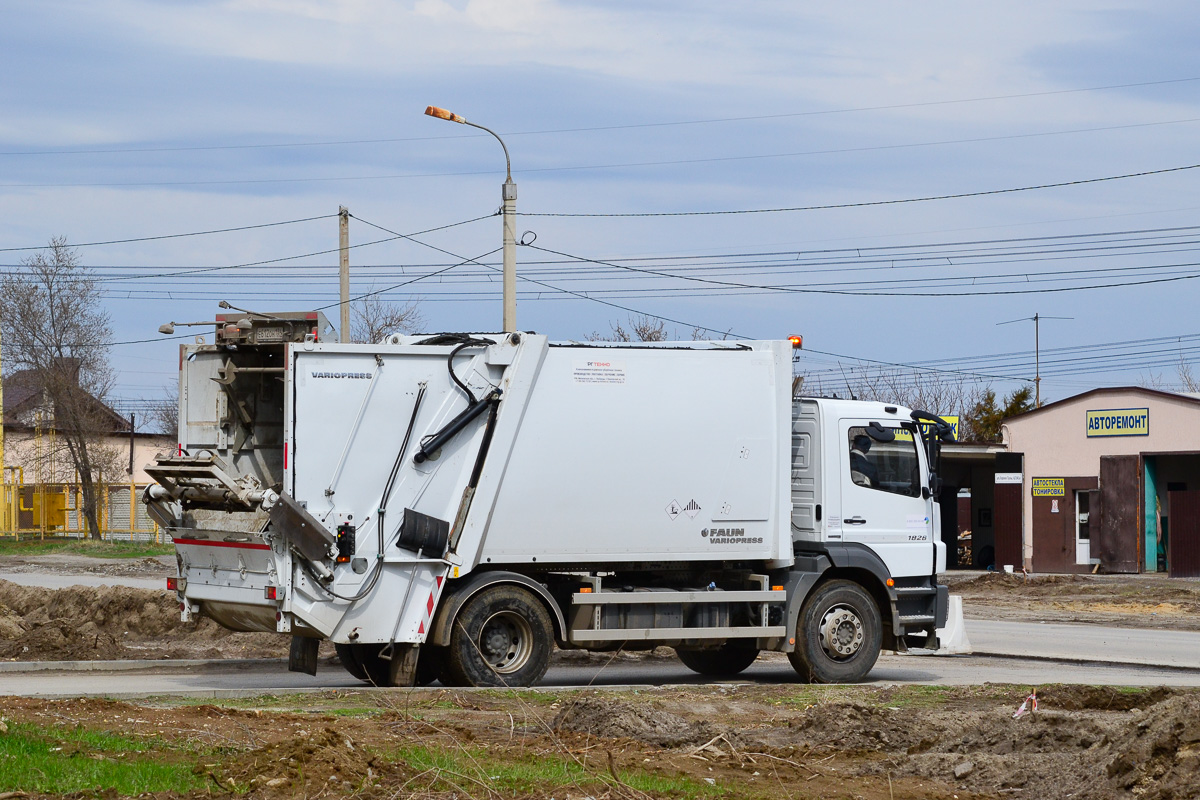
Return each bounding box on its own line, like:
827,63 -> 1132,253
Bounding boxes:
415,645 -> 446,686
335,643 -> 369,681
788,580 -> 882,684
444,585 -> 554,688
336,643 -> 411,686
676,643 -> 760,676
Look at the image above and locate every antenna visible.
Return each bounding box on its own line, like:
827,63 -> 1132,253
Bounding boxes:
997,313 -> 1072,407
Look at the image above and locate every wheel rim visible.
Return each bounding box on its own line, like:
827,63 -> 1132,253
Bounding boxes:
478,610 -> 533,674
818,604 -> 865,659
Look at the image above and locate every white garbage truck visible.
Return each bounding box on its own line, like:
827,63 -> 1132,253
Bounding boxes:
144,312 -> 955,687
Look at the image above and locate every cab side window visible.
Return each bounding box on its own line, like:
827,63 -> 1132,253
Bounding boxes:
847,426 -> 920,497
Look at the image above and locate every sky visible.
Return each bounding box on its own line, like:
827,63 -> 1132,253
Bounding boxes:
3,0 -> 1200,425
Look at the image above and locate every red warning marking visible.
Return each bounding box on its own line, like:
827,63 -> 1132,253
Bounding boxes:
418,621 -> 425,634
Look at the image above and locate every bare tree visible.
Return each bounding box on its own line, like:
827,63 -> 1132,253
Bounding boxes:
0,237 -> 120,538
1139,356 -> 1200,393
590,315 -> 732,343
349,294 -> 424,343
144,385 -> 180,437
1180,359 -> 1200,393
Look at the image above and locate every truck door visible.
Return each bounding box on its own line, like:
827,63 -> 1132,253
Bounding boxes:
839,419 -> 933,577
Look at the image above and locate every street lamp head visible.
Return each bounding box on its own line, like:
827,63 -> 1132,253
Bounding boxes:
425,106 -> 466,124
158,323 -> 175,335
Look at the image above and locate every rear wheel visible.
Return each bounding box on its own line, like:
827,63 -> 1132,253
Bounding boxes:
676,643 -> 760,676
335,643 -> 418,686
335,643 -> 369,681
416,645 -> 446,686
444,585 -> 553,687
788,580 -> 881,684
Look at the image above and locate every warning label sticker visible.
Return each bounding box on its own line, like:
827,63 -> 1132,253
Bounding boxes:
665,499 -> 682,520
573,360 -> 626,384
683,499 -> 701,519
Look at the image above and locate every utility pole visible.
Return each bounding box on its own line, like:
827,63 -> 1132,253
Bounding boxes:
997,313 -> 1072,407
501,175 -> 517,332
339,206 -> 350,343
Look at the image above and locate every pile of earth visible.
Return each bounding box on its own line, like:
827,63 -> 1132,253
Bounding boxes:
0,578 -> 289,661
1,686 -> 1197,800
943,571 -> 1200,631
206,726 -> 413,797
554,686 -> 1200,800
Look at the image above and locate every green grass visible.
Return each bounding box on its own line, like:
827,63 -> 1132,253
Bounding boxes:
0,722 -> 205,795
393,743 -> 725,798
0,536 -> 173,559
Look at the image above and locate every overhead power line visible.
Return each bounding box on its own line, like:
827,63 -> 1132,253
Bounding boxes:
523,162 -> 1200,218
350,214 -> 747,340
5,75 -> 1198,157
0,214 -> 336,253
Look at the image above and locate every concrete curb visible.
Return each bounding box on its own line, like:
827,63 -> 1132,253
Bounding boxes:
971,649 -> 1200,674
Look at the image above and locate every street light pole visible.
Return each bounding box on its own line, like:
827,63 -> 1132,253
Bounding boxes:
425,106 -> 517,332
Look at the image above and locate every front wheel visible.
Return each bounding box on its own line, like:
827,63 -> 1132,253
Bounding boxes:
676,643 -> 760,676
788,580 -> 882,684
443,585 -> 554,687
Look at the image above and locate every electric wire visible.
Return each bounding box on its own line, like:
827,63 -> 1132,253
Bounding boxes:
524,162 -> 1200,217
6,75 -> 1198,156
349,214 -> 748,340
0,214 -> 337,253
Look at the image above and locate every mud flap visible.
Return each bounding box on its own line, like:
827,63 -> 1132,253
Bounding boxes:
386,644 -> 420,687
289,635 -> 320,675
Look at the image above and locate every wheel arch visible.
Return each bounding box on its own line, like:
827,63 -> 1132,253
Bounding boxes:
428,570 -> 567,647
792,545 -> 899,651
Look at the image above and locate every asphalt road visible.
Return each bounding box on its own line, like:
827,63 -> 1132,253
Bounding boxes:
1,627 -> 1197,698
2,569 -> 1196,697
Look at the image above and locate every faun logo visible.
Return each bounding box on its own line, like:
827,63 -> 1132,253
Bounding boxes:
311,371 -> 373,379
701,527 -> 763,545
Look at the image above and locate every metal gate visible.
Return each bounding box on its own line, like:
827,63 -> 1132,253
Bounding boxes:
1098,455 -> 1141,573
1167,490 -> 1200,578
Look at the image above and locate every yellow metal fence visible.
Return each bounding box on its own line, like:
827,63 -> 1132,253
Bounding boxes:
0,480 -> 165,542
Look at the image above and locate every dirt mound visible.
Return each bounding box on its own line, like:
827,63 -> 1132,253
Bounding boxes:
206,726 -> 409,797
788,701 -> 920,752
952,572 -> 1085,593
1037,685 -> 1174,712
553,696 -> 717,748
1104,693 -> 1200,799
860,691 -> 1196,799
0,579 -> 287,661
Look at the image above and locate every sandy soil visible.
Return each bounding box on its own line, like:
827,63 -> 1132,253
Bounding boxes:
1,684 -> 1197,799
943,571 -> 1200,631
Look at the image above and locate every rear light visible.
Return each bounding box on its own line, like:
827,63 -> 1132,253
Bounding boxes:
579,587 -> 592,593
167,577 -> 185,592
264,586 -> 278,600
